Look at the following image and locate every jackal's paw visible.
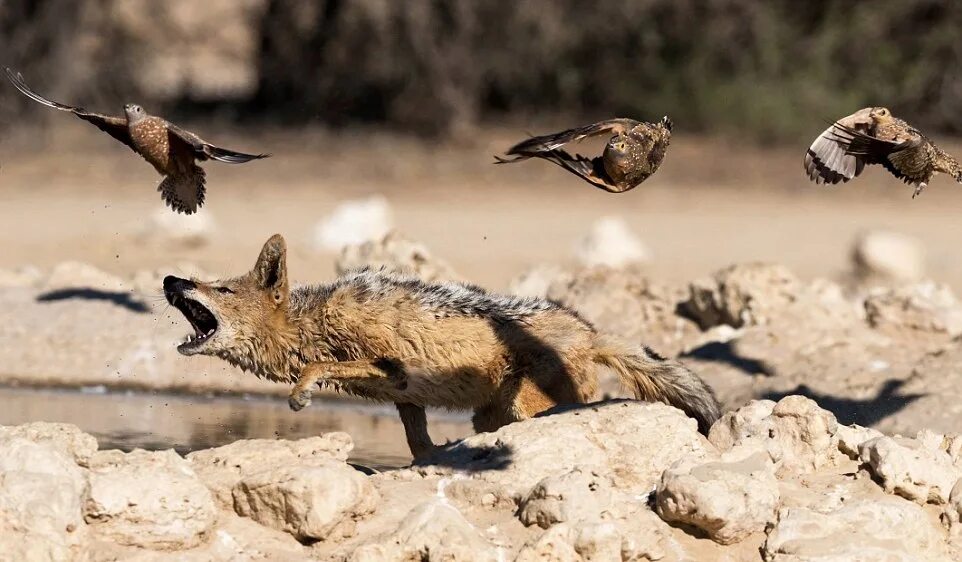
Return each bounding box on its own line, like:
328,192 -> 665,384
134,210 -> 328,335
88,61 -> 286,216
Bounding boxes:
288,389 -> 313,412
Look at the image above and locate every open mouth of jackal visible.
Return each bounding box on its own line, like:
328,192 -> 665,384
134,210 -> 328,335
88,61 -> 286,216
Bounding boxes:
167,293 -> 218,354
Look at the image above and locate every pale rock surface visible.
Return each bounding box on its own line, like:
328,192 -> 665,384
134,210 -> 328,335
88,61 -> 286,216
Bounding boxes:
852,229 -> 926,284
518,467 -> 616,529
943,479 -> 962,537
413,401 -> 716,503
544,266 -> 697,356
346,500 -> 502,561
313,196 -> 394,252
335,231 -> 458,282
863,282 -> 962,338
656,450 -> 779,544
859,435 -> 961,505
708,396 -> 847,477
187,434 -> 353,508
0,422 -> 98,467
836,423 -> 884,459
515,509 -> 674,562
573,216 -> 651,268
763,495 -> 952,561
84,449 -> 217,550
681,263 -> 800,329
232,458 -> 379,541
0,436 -> 89,562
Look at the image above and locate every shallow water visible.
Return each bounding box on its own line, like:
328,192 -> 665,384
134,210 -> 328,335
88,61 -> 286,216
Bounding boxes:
0,386 -> 472,470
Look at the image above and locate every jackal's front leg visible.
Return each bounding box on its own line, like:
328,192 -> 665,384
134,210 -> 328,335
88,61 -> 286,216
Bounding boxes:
288,359 -> 405,411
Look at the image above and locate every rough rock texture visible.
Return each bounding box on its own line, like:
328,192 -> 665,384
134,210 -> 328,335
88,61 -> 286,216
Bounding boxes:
412,401 -> 717,501
2,399 -> 962,560
709,396 -> 847,477
763,495 -> 952,562
859,435 -> 961,505
187,434 -> 354,508
346,501 -> 502,561
233,458 -> 379,541
864,282 -> 962,338
0,422 -> 98,467
84,449 -> 218,550
681,263 -> 801,329
0,436 -> 89,562
335,231 -> 458,282
544,266 -> 698,357
656,450 -> 779,544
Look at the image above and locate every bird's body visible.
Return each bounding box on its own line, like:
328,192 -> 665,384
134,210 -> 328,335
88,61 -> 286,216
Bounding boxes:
805,107 -> 962,198
5,68 -> 269,214
496,117 -> 672,193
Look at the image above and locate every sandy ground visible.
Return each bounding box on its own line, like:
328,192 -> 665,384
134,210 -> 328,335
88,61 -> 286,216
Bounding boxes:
3,124 -> 962,292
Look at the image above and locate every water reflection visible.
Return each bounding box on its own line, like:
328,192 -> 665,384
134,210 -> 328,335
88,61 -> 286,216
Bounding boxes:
0,386 -> 471,470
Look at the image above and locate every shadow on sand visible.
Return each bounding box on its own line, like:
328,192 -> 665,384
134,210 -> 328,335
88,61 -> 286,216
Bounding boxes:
36,288 -> 151,313
763,379 -> 924,427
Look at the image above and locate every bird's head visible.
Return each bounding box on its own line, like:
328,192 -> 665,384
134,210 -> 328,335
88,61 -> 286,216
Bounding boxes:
660,115 -> 673,132
869,107 -> 893,123
124,104 -> 146,124
607,134 -> 628,154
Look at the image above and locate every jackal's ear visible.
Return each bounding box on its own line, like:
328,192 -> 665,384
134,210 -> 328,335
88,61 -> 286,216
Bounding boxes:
254,234 -> 288,304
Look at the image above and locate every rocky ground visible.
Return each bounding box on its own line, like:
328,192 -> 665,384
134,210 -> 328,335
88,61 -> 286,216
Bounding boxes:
4,204 -> 962,559
3,396 -> 962,561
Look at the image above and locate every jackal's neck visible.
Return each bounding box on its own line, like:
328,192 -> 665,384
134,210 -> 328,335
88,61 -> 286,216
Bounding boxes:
215,311 -> 319,384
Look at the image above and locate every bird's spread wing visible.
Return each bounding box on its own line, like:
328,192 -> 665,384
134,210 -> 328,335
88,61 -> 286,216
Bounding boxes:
530,148 -> 623,192
804,108 -> 876,185
158,167 -> 206,215
165,123 -> 270,164
5,68 -> 131,147
498,118 -> 637,159
830,123 -> 929,185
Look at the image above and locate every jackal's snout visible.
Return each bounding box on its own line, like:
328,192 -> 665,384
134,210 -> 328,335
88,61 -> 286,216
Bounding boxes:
163,275 -> 195,299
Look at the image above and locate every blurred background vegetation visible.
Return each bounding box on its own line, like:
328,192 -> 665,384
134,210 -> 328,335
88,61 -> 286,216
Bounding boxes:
1,0 -> 960,142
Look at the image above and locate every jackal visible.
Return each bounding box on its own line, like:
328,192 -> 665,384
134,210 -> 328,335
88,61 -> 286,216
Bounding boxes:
164,234 -> 721,458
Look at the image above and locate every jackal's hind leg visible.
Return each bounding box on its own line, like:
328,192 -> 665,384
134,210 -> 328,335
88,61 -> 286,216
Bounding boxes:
396,402 -> 436,460
288,360 -> 404,412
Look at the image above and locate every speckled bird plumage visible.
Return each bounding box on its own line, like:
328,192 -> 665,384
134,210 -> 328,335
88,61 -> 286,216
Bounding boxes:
495,117 -> 673,193
805,107 -> 962,198
5,68 -> 270,213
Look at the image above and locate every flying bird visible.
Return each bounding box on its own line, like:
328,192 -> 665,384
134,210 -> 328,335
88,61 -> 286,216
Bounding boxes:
5,68 -> 270,214
495,117 -> 672,193
805,107 -> 962,198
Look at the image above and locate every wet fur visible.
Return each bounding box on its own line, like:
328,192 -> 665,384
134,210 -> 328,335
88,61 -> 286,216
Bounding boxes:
165,235 -> 721,458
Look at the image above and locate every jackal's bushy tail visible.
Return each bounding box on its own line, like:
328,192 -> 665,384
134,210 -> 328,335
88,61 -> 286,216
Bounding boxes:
592,335 -> 721,434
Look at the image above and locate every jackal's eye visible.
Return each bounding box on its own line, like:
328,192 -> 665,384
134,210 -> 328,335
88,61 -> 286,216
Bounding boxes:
215,286 -> 234,294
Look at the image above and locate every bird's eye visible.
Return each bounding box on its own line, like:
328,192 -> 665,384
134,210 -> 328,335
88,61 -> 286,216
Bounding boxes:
215,286 -> 234,294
